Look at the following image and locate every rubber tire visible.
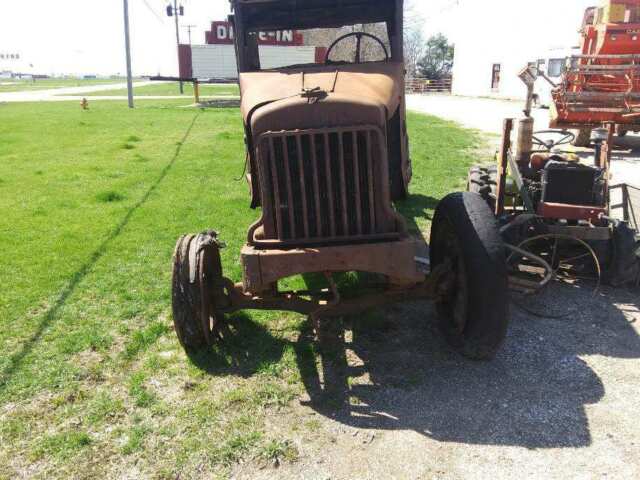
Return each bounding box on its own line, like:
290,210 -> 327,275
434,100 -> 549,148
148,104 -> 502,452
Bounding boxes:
430,192 -> 509,360
571,128 -> 592,147
172,235 -> 208,351
467,165 -> 497,211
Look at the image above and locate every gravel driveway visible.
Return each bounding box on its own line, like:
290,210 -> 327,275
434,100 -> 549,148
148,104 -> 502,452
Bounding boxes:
239,284 -> 639,480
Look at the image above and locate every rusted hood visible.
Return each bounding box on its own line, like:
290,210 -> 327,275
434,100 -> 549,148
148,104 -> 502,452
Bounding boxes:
240,62 -> 404,136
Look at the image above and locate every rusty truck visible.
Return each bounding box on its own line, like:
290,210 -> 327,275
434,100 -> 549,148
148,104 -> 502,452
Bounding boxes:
172,0 -> 510,360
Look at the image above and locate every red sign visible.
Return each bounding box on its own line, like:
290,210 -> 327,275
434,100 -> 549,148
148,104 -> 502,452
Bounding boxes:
205,21 -> 304,46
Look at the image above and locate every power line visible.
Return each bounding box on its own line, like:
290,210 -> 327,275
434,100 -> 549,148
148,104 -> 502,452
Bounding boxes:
142,0 -> 165,24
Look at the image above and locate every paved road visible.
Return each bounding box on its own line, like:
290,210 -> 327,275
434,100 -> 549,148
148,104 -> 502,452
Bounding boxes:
407,94 -> 640,188
0,80 -> 158,103
0,81 -> 241,105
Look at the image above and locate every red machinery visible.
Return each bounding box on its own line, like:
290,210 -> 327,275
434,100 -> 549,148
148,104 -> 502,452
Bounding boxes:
551,0 -> 640,137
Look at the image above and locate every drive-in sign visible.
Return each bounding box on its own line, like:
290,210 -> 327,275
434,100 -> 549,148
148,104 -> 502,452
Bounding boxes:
205,21 -> 304,46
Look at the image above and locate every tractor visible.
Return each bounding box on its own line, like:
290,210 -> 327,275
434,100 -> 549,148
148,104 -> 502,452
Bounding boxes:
468,64 -> 640,295
171,0 -> 510,360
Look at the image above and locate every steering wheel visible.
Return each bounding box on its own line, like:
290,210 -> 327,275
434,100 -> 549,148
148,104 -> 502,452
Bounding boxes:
531,130 -> 576,151
325,32 -> 390,64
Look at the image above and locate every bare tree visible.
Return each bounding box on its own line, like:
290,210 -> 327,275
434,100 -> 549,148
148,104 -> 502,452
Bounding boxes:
404,0 -> 426,77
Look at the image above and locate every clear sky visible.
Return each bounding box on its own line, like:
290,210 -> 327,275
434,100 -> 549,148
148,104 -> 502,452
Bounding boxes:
0,0 -> 586,77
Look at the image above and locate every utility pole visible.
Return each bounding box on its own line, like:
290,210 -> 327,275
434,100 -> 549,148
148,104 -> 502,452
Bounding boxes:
123,0 -> 134,108
172,0 -> 184,93
184,24 -> 197,45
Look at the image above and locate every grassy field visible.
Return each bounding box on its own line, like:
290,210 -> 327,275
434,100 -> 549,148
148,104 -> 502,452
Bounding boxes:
0,78 -> 134,93
87,82 -> 240,97
0,99 -> 484,478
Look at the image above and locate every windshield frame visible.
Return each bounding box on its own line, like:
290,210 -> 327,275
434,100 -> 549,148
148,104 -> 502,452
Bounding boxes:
230,0 -> 403,72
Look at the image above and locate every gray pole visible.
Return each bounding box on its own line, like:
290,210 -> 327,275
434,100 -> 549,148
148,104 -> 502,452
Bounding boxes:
123,0 -> 134,108
173,0 -> 184,94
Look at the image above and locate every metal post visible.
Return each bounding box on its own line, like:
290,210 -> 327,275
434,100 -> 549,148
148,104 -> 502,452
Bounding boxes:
495,118 -> 513,217
193,80 -> 200,104
622,185 -> 630,223
515,116 -> 534,165
123,0 -> 134,108
602,123 -> 615,210
173,0 -> 184,94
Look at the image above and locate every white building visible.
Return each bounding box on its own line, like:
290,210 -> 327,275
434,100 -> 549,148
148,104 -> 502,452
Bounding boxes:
451,0 -> 595,100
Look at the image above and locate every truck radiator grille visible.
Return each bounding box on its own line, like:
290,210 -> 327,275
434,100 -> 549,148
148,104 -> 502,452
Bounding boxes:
256,127 -> 398,246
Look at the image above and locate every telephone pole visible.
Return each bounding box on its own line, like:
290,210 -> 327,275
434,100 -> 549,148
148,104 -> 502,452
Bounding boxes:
172,0 -> 183,93
123,0 -> 134,108
184,24 -> 197,45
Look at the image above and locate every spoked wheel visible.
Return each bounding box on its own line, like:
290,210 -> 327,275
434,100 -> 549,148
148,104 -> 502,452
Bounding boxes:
430,193 -> 509,360
172,231 -> 229,351
507,234 -> 601,318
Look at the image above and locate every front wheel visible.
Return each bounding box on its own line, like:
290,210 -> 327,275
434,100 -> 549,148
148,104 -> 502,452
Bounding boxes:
430,193 -> 509,360
172,231 -> 228,351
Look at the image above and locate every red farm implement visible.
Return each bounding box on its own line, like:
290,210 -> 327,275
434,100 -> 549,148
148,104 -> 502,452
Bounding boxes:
551,1 -> 640,138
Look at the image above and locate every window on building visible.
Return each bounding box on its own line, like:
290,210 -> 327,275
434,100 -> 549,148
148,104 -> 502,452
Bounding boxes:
547,58 -> 565,78
491,63 -> 501,91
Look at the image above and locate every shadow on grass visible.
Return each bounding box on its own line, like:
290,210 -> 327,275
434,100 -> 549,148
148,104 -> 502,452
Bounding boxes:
396,193 -> 440,227
187,312 -> 290,378
396,193 -> 440,245
0,112 -> 201,389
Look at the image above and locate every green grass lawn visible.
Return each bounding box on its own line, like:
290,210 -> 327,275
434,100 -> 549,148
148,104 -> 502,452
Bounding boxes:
0,99 -> 485,478
0,78 -> 135,93
87,82 -> 240,97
